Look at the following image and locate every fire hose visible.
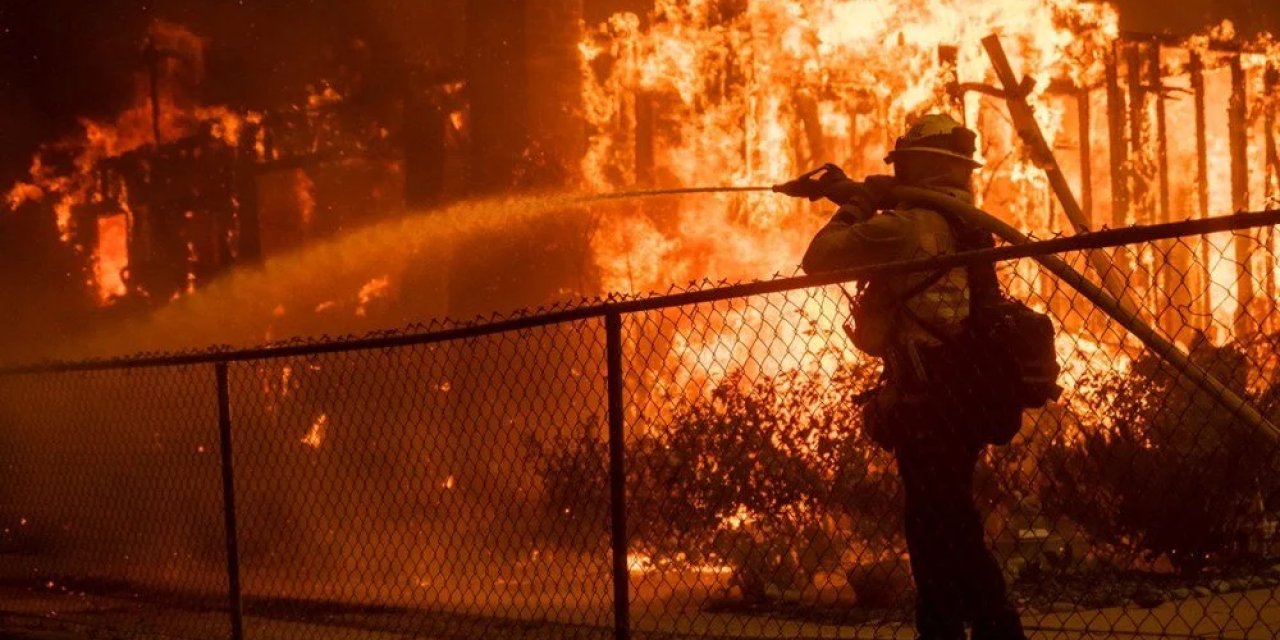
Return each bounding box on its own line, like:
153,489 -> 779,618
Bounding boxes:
575,185 -> 773,203
583,183 -> 1280,442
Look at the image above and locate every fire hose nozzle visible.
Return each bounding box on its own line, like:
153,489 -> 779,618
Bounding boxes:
773,164 -> 849,201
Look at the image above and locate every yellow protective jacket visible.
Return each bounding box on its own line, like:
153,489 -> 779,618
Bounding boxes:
801,186 -> 973,355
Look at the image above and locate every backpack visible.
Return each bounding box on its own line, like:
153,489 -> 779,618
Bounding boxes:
901,212 -> 1063,410
848,209 -> 1062,444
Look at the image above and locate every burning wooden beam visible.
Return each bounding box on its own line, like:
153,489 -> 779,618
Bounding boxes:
1077,88 -> 1093,226
1125,42 -> 1157,316
1229,53 -> 1255,338
1148,43 -> 1182,338
1105,43 -> 1132,278
1190,51 -> 1214,331
1265,64 -> 1279,332
1149,45 -> 1172,228
1126,43 -> 1150,225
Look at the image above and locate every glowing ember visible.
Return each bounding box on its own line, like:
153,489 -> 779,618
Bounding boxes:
355,276 -> 391,317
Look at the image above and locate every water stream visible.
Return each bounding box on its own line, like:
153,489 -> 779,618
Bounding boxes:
44,186 -> 776,362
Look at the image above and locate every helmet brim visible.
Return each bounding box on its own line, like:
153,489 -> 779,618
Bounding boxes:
885,147 -> 983,168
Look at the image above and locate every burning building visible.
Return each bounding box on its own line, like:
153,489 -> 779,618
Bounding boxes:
0,4 -> 589,354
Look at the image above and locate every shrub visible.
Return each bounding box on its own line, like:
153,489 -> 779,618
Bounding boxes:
532,362 -> 906,600
1040,339 -> 1280,572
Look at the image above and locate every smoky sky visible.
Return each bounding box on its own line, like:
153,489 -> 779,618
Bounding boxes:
0,0 -> 1276,187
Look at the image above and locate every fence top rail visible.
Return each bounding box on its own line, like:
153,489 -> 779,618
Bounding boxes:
1,209 -> 1277,376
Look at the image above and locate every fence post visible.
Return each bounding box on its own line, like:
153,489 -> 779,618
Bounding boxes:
605,311 -> 631,640
215,361 -> 245,640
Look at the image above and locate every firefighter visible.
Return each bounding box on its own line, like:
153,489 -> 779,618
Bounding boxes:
779,114 -> 1026,640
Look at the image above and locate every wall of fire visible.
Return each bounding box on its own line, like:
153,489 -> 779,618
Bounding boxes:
1032,35 -> 1279,343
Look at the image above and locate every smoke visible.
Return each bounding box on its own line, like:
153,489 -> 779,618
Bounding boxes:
1112,0 -> 1280,36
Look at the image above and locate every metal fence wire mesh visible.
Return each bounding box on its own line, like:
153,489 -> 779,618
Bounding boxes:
2,217 -> 1280,639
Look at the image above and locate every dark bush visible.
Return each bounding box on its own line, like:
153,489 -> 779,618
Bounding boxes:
532,362 -> 906,599
1041,338 -> 1280,572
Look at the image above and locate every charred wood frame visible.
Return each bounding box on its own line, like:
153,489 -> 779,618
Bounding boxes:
983,33 -> 1275,343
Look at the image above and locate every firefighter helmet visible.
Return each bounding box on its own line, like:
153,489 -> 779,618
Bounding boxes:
885,114 -> 982,168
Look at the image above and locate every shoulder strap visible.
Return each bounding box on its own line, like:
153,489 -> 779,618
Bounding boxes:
898,268 -> 950,304
898,195 -> 1003,307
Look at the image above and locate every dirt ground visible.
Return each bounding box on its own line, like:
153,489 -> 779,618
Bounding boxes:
2,583 -> 1280,639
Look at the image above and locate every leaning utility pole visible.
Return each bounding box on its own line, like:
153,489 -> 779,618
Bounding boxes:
981,35 -> 1140,318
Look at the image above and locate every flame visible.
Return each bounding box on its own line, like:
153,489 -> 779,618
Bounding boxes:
355,276 -> 391,317
581,0 -> 1118,294
93,214 -> 129,302
4,20 -> 260,306
302,414 -> 328,449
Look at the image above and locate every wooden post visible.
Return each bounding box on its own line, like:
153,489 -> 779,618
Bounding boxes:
1148,44 -> 1182,337
1106,42 -> 1132,290
1229,53 -> 1255,339
1126,43 -> 1150,225
1190,52 -> 1214,332
1077,88 -> 1107,336
1149,45 -> 1171,226
1077,89 -> 1094,226
1264,64 -> 1278,332
1125,42 -> 1157,316
982,34 -> 1140,316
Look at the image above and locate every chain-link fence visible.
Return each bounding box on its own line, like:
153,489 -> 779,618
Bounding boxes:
2,212 -> 1280,640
